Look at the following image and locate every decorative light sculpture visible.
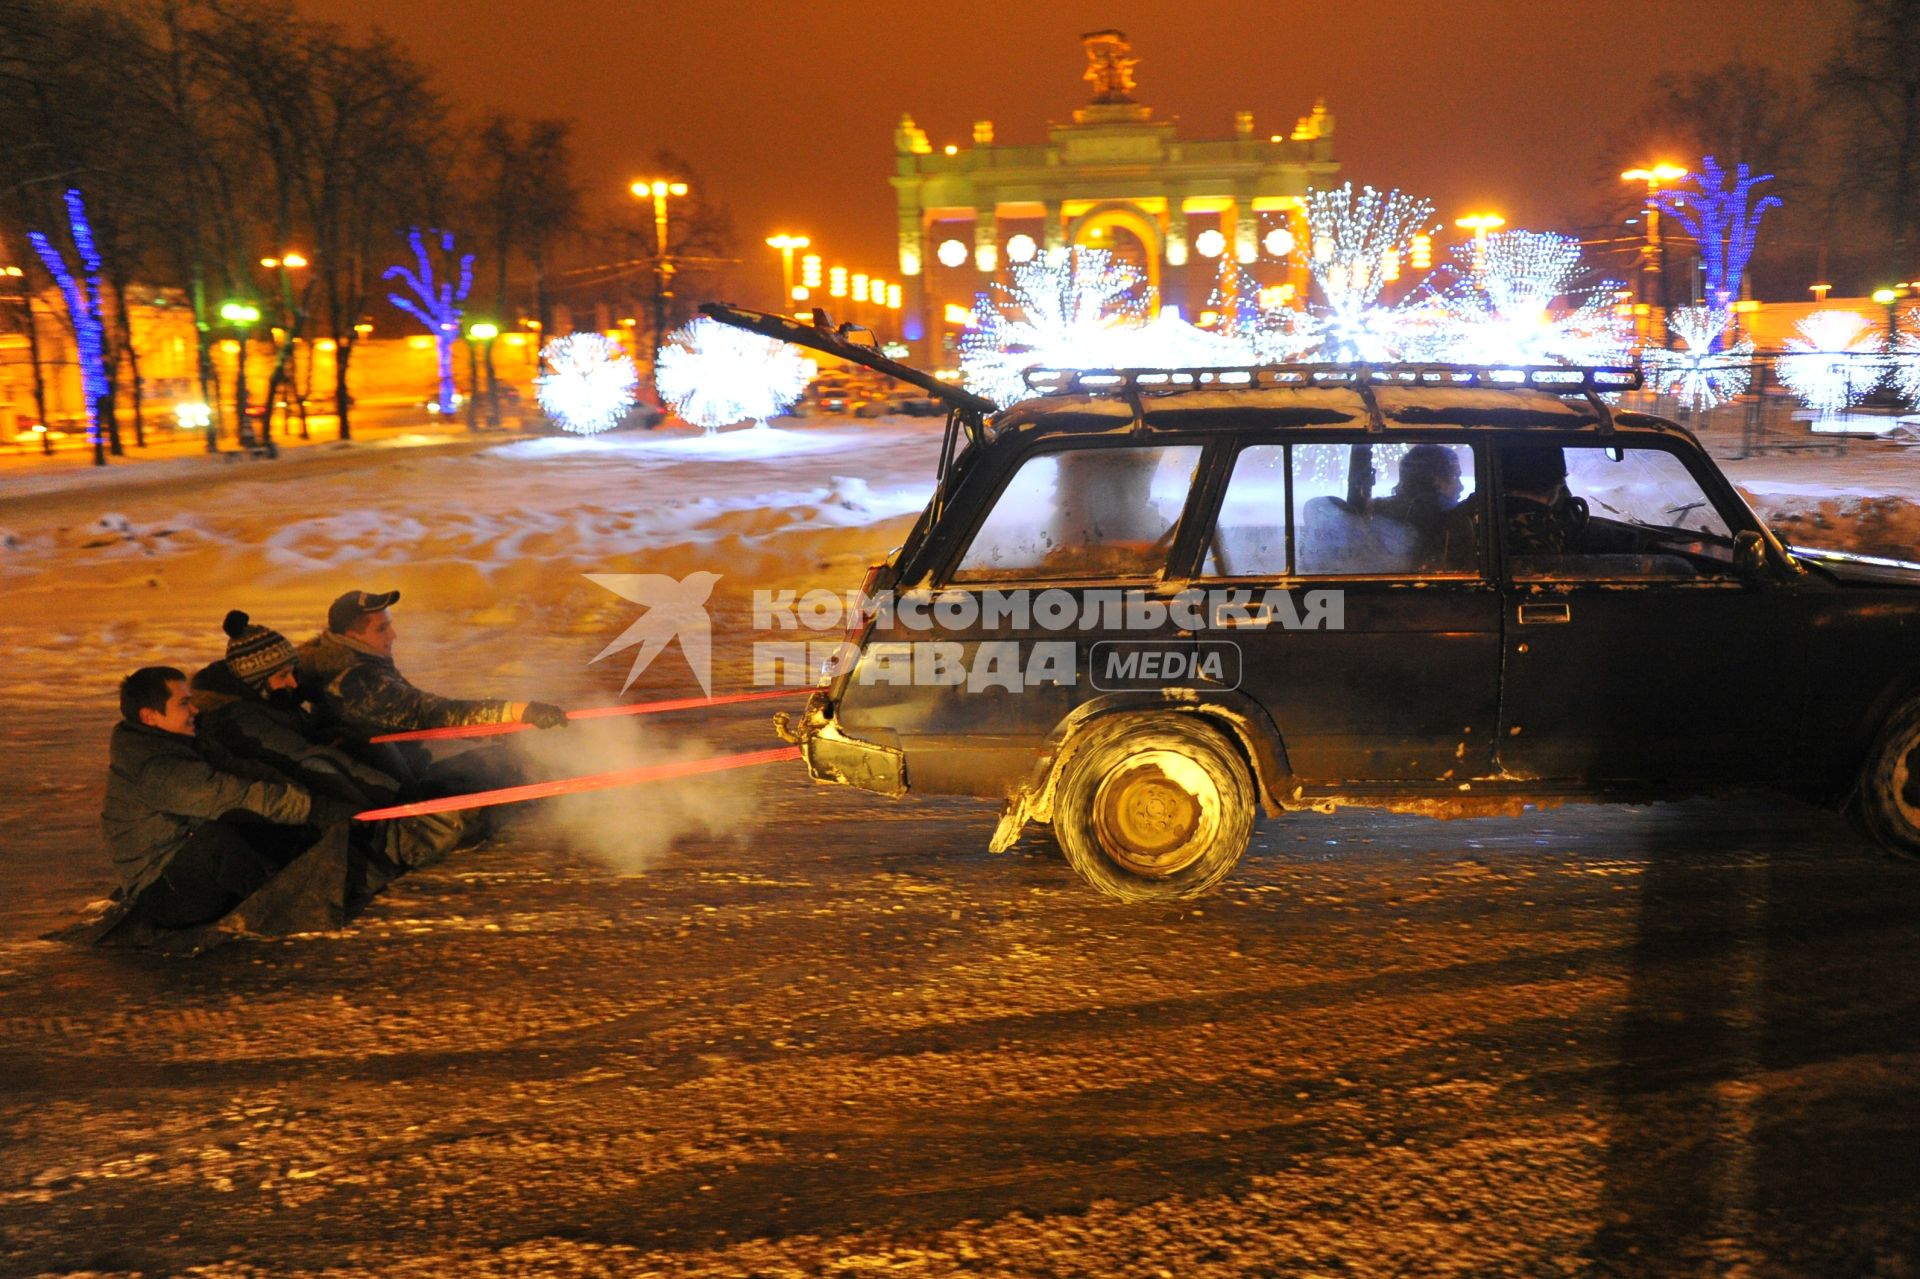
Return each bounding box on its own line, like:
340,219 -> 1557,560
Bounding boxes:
27,189 -> 110,446
1655,157 -> 1782,311
1301,183 -> 1436,360
535,333 -> 638,435
959,247 -> 1157,406
384,227 -> 474,416
655,316 -> 816,432
1424,230 -> 1632,366
1892,317 -> 1920,407
1777,310 -> 1884,415
1642,306 -> 1754,411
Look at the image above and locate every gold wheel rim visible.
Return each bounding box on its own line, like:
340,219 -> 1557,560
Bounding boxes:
1092,749 -> 1218,878
1895,731 -> 1920,831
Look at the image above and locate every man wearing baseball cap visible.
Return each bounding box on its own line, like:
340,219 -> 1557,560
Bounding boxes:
298,587 -> 567,741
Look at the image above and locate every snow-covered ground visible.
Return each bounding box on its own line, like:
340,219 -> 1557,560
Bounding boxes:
0,418 -> 940,939
0,414 -> 1914,939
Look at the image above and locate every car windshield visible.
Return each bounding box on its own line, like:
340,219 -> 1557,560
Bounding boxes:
1564,447 -> 1733,541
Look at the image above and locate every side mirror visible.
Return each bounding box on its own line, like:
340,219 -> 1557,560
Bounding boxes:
1733,529 -> 1769,580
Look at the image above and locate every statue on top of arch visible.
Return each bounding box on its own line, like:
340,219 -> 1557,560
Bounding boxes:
1080,29 -> 1139,104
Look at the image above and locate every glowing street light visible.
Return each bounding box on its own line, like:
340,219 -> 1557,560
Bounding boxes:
1873,282 -> 1920,344
1454,213 -> 1505,275
464,321 -> 501,430
766,233 -> 810,306
630,178 -> 690,371
220,301 -> 263,448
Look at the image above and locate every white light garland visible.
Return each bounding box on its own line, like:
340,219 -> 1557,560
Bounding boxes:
1891,312 -> 1920,407
1777,310 -> 1884,416
1641,307 -> 1754,412
1301,183 -> 1435,360
535,333 -> 638,435
1419,231 -> 1633,367
655,317 -> 816,432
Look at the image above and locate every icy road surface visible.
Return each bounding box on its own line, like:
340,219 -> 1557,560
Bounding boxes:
1,420 -> 1917,1276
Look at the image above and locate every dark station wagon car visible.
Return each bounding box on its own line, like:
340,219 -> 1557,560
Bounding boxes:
706,305 -> 1920,902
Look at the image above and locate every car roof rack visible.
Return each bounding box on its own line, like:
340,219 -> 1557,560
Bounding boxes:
701,302 -> 996,419
1021,363 -> 1644,396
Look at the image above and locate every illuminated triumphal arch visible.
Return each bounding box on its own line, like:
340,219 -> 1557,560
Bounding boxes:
890,30 -> 1338,363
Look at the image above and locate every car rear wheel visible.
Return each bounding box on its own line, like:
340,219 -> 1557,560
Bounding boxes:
1854,697 -> 1920,861
1053,715 -> 1255,902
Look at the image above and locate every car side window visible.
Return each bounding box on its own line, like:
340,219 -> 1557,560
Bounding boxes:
1502,444 -> 1737,581
952,444 -> 1204,582
1292,442 -> 1481,577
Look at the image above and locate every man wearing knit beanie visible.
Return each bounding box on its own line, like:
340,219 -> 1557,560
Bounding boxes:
193,610 -> 466,874
193,611 -> 400,806
222,610 -> 300,690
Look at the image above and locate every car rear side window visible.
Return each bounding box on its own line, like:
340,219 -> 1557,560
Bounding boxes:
1202,444 -> 1289,577
952,444 -> 1204,582
1292,442 -> 1481,576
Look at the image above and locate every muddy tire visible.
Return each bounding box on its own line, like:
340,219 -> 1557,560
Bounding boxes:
1853,698 -> 1920,861
1053,714 -> 1255,902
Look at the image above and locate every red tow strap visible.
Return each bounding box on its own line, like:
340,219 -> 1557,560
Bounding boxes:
352,746 -> 802,821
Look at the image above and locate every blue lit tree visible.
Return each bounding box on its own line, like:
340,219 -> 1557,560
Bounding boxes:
384,227 -> 474,415
27,189 -> 114,465
1656,156 -> 1782,324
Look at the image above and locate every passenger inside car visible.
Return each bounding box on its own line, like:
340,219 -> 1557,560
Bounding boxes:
1371,444 -> 1478,571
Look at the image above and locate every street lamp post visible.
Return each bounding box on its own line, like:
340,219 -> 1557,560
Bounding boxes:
630,179 -> 689,377
1623,164 -> 1688,347
766,233 -> 810,308
1453,212 -> 1506,279
465,321 -> 499,431
220,300 -> 262,452
261,251 -> 310,439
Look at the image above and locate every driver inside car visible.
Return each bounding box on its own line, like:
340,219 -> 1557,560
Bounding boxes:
1501,445 -> 1586,556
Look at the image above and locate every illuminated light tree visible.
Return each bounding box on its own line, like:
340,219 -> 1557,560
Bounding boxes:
535,333 -> 638,435
384,227 -> 474,416
655,316 -> 816,432
1777,310 -> 1884,415
1889,313 -> 1920,407
1642,306 -> 1755,411
1301,183 -> 1435,360
960,247 -> 1156,405
1423,231 -> 1634,366
1655,156 -> 1782,313
27,189 -> 113,462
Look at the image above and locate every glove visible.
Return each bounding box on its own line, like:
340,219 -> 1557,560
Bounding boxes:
521,701 -> 570,729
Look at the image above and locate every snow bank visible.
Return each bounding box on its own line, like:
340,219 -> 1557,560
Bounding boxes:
489,424 -> 864,463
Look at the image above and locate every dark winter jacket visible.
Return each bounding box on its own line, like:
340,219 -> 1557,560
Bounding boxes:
296,630 -> 516,737
190,660 -> 401,806
100,722 -> 313,899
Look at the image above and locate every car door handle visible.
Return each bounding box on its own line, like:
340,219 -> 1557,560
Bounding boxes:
1517,603 -> 1571,625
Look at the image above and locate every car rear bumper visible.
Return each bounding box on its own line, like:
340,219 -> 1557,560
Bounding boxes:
775,694 -> 908,798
